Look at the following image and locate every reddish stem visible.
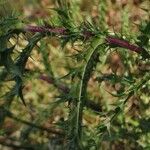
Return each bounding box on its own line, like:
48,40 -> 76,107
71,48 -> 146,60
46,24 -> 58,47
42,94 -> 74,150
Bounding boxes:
106,36 -> 143,54
25,25 -> 145,54
39,75 -> 54,84
25,25 -> 67,34
39,75 -> 69,93
39,74 -> 102,112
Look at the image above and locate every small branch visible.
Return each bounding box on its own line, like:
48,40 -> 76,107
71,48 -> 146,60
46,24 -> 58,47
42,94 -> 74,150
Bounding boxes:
2,107 -> 64,136
39,75 -> 70,94
11,115 -> 64,136
39,75 -> 102,112
24,25 -> 67,35
0,141 -> 34,150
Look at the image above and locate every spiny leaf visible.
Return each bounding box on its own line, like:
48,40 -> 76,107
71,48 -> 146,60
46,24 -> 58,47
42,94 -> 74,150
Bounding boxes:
16,33 -> 44,72
67,36 -> 105,149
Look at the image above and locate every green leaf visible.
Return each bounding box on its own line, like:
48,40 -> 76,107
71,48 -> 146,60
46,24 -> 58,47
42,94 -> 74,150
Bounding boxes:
67,36 -> 105,149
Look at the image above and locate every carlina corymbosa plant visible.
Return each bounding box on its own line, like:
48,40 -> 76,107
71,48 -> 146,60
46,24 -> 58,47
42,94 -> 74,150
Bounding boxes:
0,0 -> 150,150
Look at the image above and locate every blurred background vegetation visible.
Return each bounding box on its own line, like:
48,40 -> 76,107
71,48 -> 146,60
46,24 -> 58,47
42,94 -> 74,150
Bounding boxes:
0,0 -> 150,149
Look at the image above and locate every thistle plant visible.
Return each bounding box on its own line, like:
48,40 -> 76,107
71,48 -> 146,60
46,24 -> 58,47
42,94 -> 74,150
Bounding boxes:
0,0 -> 150,150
